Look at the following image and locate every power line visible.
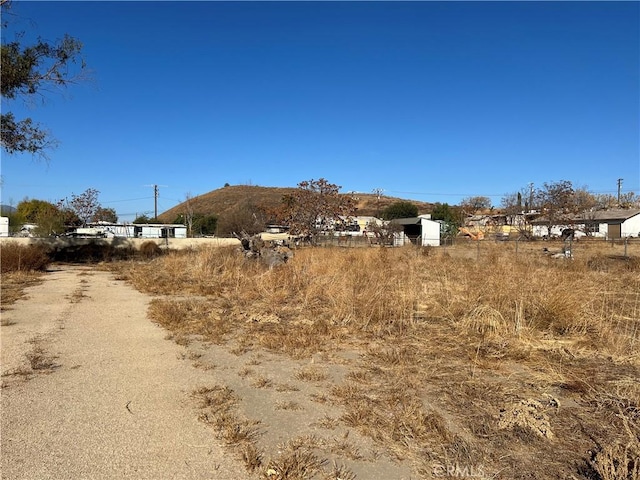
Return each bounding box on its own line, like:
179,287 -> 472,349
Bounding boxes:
101,196 -> 154,204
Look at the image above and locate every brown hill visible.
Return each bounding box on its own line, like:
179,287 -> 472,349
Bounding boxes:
159,185 -> 434,222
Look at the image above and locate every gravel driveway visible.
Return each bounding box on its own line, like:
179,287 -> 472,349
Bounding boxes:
1,265 -> 251,480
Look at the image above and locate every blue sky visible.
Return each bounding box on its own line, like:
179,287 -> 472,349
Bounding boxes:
1,1 -> 638,222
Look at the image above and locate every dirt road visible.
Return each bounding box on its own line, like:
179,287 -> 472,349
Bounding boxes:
1,265 -> 251,480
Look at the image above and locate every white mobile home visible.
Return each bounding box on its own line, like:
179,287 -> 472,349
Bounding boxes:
87,223 -> 187,239
0,217 -> 8,237
531,209 -> 640,239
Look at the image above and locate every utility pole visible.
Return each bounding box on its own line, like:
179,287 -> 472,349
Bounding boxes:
154,184 -> 159,220
144,184 -> 167,221
617,178 -> 623,205
372,188 -> 384,217
528,183 -> 534,213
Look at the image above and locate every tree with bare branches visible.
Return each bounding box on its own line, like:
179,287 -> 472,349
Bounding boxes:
535,180 -> 575,237
68,188 -> 100,227
280,178 -> 356,241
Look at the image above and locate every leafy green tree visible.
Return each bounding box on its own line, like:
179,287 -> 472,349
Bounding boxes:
381,201 -> 418,220
217,199 -> 266,237
15,198 -> 56,223
133,215 -> 151,224
193,214 -> 218,236
15,198 -> 64,236
1,0 -> 89,159
431,202 -> 462,238
173,213 -> 217,236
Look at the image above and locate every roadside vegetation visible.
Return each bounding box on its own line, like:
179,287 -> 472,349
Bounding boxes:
114,239 -> 640,479
0,242 -> 49,313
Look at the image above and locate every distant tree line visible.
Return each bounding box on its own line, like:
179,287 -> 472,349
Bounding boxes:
2,188 -> 116,236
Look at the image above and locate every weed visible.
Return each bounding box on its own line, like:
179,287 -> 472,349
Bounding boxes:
252,376 -> 273,389
26,344 -> 57,371
139,241 -> 162,259
294,366 -> 328,382
0,242 -> 49,273
275,401 -> 302,411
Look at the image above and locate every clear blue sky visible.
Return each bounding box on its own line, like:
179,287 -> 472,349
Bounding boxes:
1,1 -> 638,222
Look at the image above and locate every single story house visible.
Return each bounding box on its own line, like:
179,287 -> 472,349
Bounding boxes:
531,208 -> 640,239
87,222 -> 187,239
391,214 -> 441,246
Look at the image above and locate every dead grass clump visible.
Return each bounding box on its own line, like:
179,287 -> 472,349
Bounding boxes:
587,254 -> 613,272
148,299 -> 231,343
0,271 -> 44,311
139,241 -> 162,259
589,440 -> 640,480
0,242 -> 49,273
332,381 -> 455,464
295,366 -> 329,382
249,320 -> 333,358
265,446 -> 327,479
26,344 -> 58,371
498,398 -> 555,440
193,385 -> 263,470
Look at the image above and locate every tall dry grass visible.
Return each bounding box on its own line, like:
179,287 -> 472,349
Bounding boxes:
0,242 -> 50,273
122,242 -> 640,361
117,241 -> 640,478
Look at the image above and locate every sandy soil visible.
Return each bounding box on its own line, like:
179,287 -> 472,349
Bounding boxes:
1,265 -> 252,479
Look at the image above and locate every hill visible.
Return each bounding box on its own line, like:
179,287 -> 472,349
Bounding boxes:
1,205 -> 17,215
159,185 -> 434,222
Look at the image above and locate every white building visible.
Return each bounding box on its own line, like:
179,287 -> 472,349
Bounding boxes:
531,209 -> 640,239
391,214 -> 441,246
0,217 -> 9,237
87,222 -> 187,239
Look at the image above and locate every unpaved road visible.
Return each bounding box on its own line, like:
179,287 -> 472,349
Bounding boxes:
1,265 -> 251,480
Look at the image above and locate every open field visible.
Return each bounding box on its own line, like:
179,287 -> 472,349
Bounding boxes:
108,239 -> 640,479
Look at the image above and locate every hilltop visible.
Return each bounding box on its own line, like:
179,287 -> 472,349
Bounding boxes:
159,185 -> 435,222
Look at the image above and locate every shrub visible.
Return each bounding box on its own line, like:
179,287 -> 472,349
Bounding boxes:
139,241 -> 162,258
0,242 -> 50,273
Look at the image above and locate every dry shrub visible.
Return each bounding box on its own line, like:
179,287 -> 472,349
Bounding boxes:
139,241 -> 162,258
265,449 -> 327,480
0,242 -> 49,273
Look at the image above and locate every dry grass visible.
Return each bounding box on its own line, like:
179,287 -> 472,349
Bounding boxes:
1,271 -> 44,313
116,239 -> 640,479
0,242 -> 49,274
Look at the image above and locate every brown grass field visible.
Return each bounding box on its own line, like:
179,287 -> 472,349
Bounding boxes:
4,238 -> 639,478
110,238 -> 640,479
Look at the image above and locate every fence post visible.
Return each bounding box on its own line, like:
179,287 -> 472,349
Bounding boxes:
624,236 -> 628,258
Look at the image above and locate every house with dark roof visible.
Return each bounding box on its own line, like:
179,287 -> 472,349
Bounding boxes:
531,209 -> 640,239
